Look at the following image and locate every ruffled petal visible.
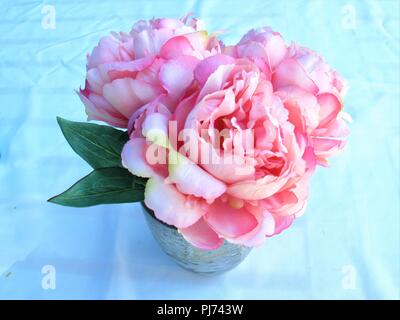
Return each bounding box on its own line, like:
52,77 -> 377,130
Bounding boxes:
227,174 -> 289,200
194,54 -> 235,86
159,35 -> 194,59
106,55 -> 155,79
196,140 -> 256,184
317,93 -> 342,127
204,199 -> 258,238
179,218 -> 224,250
122,138 -> 155,177
141,111 -> 170,148
159,55 -> 199,99
272,59 -> 319,94
144,177 -> 206,228
227,204 -> 275,247
87,36 -> 121,69
198,64 -> 235,100
271,214 -> 295,235
77,91 -> 127,127
103,78 -> 145,118
168,151 -> 226,201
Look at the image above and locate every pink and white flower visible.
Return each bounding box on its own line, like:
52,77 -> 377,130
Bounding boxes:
119,24 -> 350,250
78,15 -> 221,127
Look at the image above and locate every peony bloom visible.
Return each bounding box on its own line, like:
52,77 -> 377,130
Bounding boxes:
230,27 -> 350,165
121,26 -> 350,250
78,15 -> 221,127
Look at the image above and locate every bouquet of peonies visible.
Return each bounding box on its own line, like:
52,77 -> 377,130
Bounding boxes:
50,15 -> 350,250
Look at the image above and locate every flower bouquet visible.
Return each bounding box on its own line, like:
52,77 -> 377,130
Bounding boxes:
49,15 -> 350,274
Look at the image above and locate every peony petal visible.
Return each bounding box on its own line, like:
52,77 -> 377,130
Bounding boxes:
271,214 -> 295,235
317,93 -> 342,127
87,36 -> 121,69
272,59 -> 319,94
105,55 -> 155,78
263,32 -> 287,69
77,91 -> 127,127
194,54 -> 235,86
141,112 -> 170,148
196,140 -> 256,184
204,199 -> 258,238
159,35 -> 194,59
279,86 -> 320,133
168,151 -> 226,201
183,31 -> 209,52
122,138 -> 156,177
103,78 -> 144,118
227,174 -> 289,200
236,27 -> 287,69
179,218 -> 224,250
262,186 -> 308,217
144,177 -> 206,228
312,137 -> 346,162
198,64 -> 235,100
159,55 -> 198,99
86,67 -> 109,95
227,204 -> 275,247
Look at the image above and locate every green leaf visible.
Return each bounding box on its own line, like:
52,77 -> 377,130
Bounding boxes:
57,117 -> 129,169
48,167 -> 147,207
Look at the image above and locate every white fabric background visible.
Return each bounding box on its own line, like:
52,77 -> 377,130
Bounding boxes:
0,0 -> 399,299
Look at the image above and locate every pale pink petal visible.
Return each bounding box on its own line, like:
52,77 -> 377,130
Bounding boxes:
179,218 -> 224,250
103,78 -> 144,118
144,177 -> 206,228
263,32 -> 287,69
262,186 -> 308,217
302,145 -> 317,171
271,214 -> 295,235
227,174 -> 289,200
87,36 -> 120,69
236,27 -> 287,69
171,93 -> 197,133
313,117 -> 350,138
122,138 -> 156,177
77,91 -> 127,127
198,64 -> 235,100
106,55 -> 156,79
272,59 -> 319,94
141,112 -> 170,147
197,140 -> 256,184
168,152 -> 226,201
204,199 -> 258,238
278,86 -> 319,132
86,68 -> 109,95
159,55 -> 199,99
182,31 -> 209,52
228,204 -> 275,247
132,29 -> 162,58
317,93 -> 342,127
312,137 -> 346,162
194,54 -> 235,86
159,35 -> 194,59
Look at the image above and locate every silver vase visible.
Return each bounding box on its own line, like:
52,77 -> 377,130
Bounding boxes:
141,203 -> 252,275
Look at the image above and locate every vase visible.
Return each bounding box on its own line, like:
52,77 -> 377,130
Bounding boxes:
141,203 -> 252,275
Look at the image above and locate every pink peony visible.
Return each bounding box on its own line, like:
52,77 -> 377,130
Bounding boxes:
121,26 -> 350,250
78,15 -> 221,127
231,27 -> 350,165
